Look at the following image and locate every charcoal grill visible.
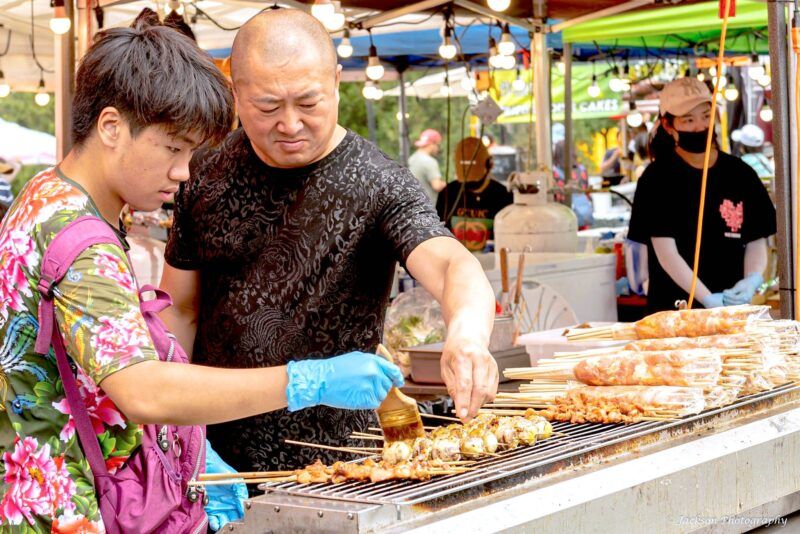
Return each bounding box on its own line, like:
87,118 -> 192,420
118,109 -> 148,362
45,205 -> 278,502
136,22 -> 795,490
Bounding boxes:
229,384 -> 800,533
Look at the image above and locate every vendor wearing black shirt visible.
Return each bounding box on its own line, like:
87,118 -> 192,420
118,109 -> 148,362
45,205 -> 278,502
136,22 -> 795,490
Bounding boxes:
436,137 -> 513,252
628,78 -> 776,312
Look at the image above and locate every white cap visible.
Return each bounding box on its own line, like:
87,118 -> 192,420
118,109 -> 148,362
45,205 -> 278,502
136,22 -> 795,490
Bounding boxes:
731,124 -> 765,148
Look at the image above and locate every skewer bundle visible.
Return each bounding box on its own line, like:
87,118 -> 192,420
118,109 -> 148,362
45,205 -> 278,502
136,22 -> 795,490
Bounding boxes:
502,308 -> 800,424
566,305 -> 771,342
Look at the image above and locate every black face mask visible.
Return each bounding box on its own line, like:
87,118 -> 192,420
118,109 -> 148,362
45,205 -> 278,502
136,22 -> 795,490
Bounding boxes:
676,129 -> 710,153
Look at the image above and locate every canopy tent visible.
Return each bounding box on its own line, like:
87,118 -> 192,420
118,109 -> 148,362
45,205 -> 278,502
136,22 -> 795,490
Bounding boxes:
562,0 -> 769,55
0,117 -> 56,165
0,0 -> 723,93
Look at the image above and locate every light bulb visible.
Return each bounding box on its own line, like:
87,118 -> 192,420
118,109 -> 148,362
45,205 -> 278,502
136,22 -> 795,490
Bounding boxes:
362,81 -> 377,100
487,0 -> 511,12
709,64 -> 727,78
760,105 -> 773,122
724,78 -> 739,101
395,111 -> 409,121
311,0 -> 335,22
365,46 -> 384,80
588,78 -> 601,98
626,102 -> 643,128
498,26 -> 515,56
512,71 -> 526,92
439,29 -> 457,60
696,71 -> 706,82
337,31 -> 353,58
758,73 -> 771,87
460,76 -> 476,92
499,54 -> 516,70
324,11 -> 346,31
749,55 -> 765,80
609,76 -> 624,93
373,87 -> 383,100
35,79 -> 50,107
556,59 -> 566,75
49,3 -> 71,35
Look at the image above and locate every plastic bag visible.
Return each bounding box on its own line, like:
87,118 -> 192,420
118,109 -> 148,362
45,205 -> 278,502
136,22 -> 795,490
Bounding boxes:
383,287 -> 446,377
615,305 -> 772,340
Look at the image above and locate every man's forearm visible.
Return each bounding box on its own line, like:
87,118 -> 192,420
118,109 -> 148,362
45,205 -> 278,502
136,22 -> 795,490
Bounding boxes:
159,304 -> 199,359
441,253 -> 495,343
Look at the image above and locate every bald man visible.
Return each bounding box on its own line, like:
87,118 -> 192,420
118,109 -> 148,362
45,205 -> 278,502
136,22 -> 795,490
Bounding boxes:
160,8 -> 498,471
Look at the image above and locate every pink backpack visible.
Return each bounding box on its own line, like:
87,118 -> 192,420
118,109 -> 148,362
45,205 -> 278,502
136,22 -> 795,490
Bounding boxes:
34,216 -> 208,533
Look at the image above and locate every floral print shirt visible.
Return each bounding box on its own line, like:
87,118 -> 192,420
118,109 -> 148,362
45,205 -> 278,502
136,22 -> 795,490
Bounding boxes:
0,169 -> 157,533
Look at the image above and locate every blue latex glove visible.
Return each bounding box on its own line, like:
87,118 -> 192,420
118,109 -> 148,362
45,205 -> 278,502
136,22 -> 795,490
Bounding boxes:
701,292 -> 726,309
204,440 -> 248,532
286,351 -> 405,411
722,272 -> 764,306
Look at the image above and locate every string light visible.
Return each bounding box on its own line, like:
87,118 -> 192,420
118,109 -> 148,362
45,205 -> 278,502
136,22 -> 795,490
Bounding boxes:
758,67 -> 771,88
362,80 -> 382,100
439,26 -> 457,60
35,75 -> 49,107
487,0 -> 511,12
696,70 -> 706,82
626,100 -> 643,128
49,0 -> 71,35
488,37 -> 503,69
498,24 -> 515,56
760,104 -> 773,122
460,75 -> 476,92
723,76 -> 739,101
748,54 -> 765,80
512,67 -> 526,91
365,40 -> 384,81
323,1 -> 346,31
0,70 -> 9,98
588,61 -> 601,98
499,54 -> 516,70
609,67 -> 625,93
556,56 -> 566,75
311,0 -> 335,22
337,29 -> 353,58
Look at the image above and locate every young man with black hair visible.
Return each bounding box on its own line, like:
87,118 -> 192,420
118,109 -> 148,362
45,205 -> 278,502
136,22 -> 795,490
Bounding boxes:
0,13 -> 402,531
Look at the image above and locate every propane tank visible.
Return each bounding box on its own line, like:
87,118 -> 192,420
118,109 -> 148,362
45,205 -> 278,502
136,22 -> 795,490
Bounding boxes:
493,171 -> 578,252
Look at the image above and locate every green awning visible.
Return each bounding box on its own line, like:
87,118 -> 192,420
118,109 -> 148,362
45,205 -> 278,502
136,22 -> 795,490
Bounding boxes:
562,0 -> 768,53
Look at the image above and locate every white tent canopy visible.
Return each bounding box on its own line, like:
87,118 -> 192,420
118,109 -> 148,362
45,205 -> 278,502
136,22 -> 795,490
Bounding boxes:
0,117 -> 56,164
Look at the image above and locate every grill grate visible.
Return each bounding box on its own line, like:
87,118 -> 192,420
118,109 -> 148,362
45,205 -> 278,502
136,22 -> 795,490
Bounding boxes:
261,384 -> 800,506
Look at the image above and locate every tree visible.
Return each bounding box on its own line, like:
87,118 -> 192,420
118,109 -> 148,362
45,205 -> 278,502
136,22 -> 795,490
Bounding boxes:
0,92 -> 56,134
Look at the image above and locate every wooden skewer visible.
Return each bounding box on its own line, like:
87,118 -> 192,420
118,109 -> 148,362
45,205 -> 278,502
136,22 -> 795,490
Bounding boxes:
350,434 -> 385,441
199,471 -> 294,481
191,476 -> 297,486
419,413 -> 462,422
284,439 -> 376,456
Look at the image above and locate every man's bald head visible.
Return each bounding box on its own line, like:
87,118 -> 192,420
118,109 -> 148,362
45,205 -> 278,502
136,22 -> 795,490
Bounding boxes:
231,8 -> 337,86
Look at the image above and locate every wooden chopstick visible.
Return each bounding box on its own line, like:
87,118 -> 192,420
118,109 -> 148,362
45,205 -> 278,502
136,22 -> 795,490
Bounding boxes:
190,476 -> 296,486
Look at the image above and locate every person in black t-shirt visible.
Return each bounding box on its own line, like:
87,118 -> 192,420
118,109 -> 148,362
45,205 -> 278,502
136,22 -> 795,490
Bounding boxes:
628,78 -> 776,312
160,9 -> 499,472
436,137 -> 513,252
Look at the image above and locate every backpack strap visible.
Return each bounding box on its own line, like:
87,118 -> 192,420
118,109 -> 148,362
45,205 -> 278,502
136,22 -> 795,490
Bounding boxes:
35,215 -> 125,479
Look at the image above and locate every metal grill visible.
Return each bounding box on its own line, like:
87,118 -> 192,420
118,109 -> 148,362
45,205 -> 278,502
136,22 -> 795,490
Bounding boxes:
261,384 -> 800,506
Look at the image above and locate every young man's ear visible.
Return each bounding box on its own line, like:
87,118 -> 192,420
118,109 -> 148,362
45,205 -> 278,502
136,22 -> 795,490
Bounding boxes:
96,107 -> 124,148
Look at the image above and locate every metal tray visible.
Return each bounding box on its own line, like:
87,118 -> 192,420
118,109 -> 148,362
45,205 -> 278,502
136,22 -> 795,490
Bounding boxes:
406,342 -> 529,384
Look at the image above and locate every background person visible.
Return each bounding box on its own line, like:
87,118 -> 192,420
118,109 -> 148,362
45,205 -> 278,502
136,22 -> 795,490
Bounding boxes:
436,137 -> 513,251
408,128 -> 446,201
628,78 -> 776,312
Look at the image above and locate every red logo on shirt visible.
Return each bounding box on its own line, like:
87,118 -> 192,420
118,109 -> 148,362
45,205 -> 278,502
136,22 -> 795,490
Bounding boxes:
719,199 -> 743,233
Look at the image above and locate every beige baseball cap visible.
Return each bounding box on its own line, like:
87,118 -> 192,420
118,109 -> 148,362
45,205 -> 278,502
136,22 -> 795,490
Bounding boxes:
659,77 -> 712,117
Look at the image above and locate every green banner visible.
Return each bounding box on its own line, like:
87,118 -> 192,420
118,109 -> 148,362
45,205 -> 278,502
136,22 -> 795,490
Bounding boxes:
492,66 -> 623,123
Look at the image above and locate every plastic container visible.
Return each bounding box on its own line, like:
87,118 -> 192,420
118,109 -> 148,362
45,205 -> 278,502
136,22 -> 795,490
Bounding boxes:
407,342 -> 530,384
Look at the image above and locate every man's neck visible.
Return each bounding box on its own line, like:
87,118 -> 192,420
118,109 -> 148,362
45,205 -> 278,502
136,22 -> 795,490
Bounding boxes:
676,146 -> 718,170
58,148 -> 123,224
